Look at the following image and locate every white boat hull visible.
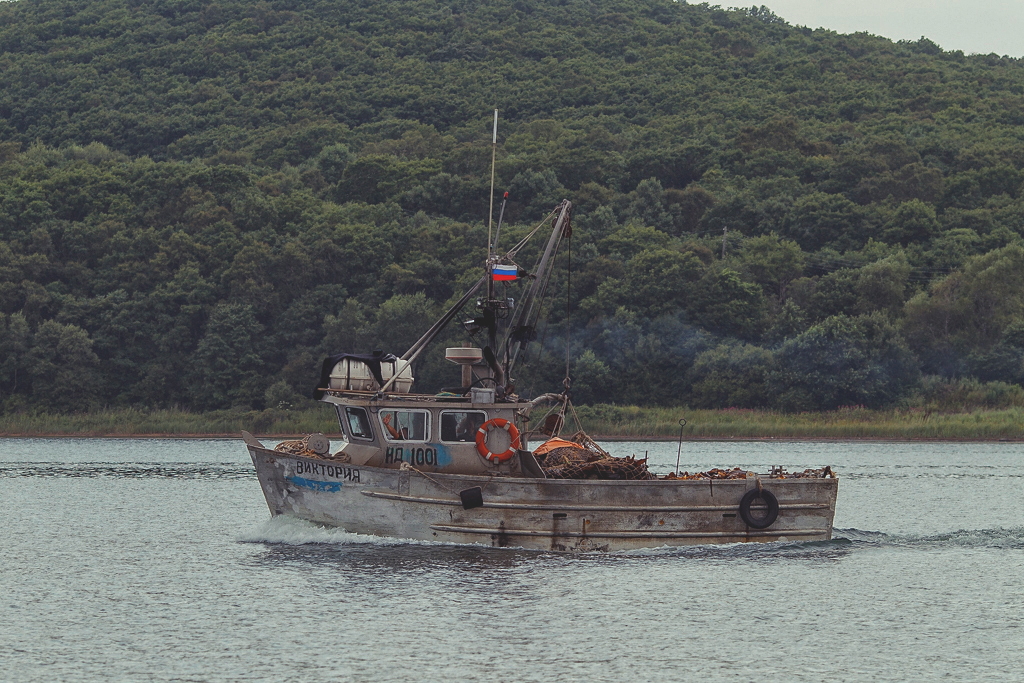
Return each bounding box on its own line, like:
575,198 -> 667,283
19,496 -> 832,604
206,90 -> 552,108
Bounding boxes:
249,446 -> 838,552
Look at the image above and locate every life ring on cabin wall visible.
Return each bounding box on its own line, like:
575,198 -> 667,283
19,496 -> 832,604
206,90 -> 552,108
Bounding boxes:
475,419 -> 521,463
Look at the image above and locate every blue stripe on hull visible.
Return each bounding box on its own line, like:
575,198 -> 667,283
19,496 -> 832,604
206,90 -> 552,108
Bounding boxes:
288,476 -> 343,492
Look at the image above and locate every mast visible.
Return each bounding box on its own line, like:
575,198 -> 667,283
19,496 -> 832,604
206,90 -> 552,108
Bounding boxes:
382,199 -> 571,396
486,109 -> 498,307
385,115 -> 571,397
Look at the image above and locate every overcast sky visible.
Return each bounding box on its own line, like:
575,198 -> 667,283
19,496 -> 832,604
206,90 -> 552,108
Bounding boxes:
760,1 -> 1024,57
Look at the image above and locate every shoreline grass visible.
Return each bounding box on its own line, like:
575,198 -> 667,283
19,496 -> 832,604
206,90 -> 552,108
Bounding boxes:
1,404 -> 1023,440
0,407 -> 338,438
574,405 -> 1024,440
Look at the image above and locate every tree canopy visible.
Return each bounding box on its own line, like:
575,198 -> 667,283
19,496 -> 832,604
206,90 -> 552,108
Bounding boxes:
3,0 -> 1024,412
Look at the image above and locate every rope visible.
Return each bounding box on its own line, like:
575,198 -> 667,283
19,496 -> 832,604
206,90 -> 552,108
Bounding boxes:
564,227 -> 571,393
399,461 -> 496,496
555,394 -> 569,438
566,399 -> 584,435
521,400 -> 563,444
505,207 -> 559,260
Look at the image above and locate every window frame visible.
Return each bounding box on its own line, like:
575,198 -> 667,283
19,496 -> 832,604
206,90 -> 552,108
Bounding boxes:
341,406 -> 375,441
439,409 -> 489,444
377,408 -> 431,443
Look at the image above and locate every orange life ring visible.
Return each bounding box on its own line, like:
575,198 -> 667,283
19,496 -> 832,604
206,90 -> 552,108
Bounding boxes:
475,418 -> 521,463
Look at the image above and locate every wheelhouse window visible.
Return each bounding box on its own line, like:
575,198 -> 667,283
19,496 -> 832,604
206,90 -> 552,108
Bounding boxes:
344,407 -> 374,440
378,409 -> 429,442
440,411 -> 487,443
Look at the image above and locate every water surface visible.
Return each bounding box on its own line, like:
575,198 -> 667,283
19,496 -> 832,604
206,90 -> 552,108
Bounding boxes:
1,438 -> 1021,681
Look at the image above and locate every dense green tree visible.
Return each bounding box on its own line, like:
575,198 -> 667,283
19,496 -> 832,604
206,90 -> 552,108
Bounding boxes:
688,265 -> 767,338
620,248 -> 703,318
2,0 -> 1024,411
626,178 -> 673,233
0,312 -> 29,403
784,193 -> 867,252
316,144 -> 355,186
26,320 -> 101,410
904,245 -> 1024,359
738,233 -> 804,301
771,314 -> 919,410
689,343 -> 774,409
569,349 -> 613,405
883,200 -> 940,246
766,299 -> 808,341
189,304 -> 269,410
855,256 -> 912,316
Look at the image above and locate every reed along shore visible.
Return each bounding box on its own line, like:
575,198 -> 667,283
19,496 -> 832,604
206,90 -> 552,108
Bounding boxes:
2,405 -> 1024,440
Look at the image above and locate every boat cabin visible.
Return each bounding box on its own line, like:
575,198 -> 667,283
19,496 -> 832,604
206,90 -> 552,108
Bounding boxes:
318,346 -> 537,476
321,394 -> 527,476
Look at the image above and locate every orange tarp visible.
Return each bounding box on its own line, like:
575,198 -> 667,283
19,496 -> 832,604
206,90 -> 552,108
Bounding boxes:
532,437 -> 584,456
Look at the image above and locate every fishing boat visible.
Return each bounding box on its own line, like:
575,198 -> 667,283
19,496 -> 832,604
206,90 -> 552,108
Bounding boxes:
244,193 -> 838,552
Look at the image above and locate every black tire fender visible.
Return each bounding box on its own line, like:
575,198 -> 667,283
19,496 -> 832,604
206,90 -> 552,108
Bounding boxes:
738,488 -> 779,529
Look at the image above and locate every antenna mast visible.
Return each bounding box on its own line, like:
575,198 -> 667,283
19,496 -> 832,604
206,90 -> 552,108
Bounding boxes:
487,109 -> 498,301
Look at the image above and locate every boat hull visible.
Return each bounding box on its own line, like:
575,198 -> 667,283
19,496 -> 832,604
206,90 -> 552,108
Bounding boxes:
249,446 -> 838,552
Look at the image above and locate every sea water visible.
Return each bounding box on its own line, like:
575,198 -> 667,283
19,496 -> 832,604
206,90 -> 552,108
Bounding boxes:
1,438 -> 1022,682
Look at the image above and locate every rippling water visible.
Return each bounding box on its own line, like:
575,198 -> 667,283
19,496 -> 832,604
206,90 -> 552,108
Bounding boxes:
2,438 -> 1022,681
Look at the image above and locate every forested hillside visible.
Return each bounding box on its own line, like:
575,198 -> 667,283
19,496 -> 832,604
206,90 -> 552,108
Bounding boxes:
3,0 -> 1024,413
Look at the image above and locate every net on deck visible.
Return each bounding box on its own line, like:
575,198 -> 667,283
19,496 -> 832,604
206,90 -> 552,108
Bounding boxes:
535,431 -> 655,480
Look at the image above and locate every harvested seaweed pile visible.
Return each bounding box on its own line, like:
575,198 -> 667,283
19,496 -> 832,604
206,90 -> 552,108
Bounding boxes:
663,466 -> 837,480
535,433 -> 656,480
662,467 -> 750,480
770,466 -> 835,479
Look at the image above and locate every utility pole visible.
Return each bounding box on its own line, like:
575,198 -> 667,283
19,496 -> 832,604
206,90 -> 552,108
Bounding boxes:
722,226 -> 728,259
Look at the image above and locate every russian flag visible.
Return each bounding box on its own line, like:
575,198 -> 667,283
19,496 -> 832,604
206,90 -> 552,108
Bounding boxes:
492,264 -> 518,281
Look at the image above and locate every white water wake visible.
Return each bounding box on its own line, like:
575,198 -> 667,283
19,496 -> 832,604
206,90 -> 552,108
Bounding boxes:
237,515 -> 472,548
